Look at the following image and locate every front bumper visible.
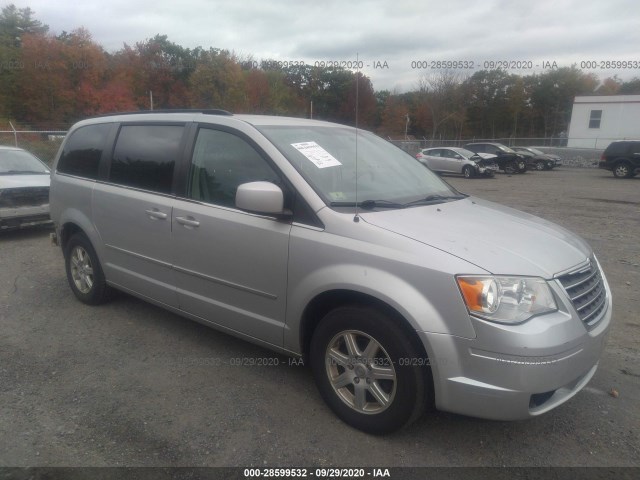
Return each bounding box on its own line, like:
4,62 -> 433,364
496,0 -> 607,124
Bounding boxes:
477,165 -> 498,176
420,278 -> 612,420
0,205 -> 52,230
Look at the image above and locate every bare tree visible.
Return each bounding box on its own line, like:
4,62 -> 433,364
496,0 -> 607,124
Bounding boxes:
416,70 -> 468,142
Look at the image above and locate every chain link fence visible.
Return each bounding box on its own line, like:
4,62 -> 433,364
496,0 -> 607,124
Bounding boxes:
0,128 -> 67,166
1,129 -> 605,169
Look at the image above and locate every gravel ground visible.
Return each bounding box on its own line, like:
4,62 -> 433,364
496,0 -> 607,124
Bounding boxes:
0,167 -> 639,468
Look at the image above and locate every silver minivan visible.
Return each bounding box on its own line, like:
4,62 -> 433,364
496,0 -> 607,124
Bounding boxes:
49,111 -> 611,434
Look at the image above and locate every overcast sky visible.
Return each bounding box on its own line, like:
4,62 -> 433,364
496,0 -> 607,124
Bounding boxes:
11,0 -> 640,91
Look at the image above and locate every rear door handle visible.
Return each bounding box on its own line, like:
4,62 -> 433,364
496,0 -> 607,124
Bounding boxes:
175,216 -> 200,228
145,208 -> 168,220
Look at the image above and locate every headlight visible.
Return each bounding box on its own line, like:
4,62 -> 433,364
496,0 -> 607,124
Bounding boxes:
456,275 -> 557,324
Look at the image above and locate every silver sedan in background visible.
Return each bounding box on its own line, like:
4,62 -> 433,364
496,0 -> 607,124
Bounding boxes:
416,147 -> 498,178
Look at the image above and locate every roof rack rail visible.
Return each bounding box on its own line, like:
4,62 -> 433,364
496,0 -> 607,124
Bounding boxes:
94,109 -> 233,118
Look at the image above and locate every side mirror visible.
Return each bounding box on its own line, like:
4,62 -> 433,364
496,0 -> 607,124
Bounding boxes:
236,181 -> 286,215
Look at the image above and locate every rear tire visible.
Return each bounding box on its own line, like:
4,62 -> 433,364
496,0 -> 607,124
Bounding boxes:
535,161 -> 545,171
310,305 -> 429,434
64,233 -> 112,305
504,162 -> 517,174
613,162 -> 632,178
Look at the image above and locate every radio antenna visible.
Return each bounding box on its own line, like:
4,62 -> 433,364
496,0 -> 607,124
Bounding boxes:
353,53 -> 360,223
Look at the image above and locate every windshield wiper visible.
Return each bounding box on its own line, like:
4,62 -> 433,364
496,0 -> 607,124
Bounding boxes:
403,194 -> 467,206
330,195 -> 466,210
330,199 -> 407,209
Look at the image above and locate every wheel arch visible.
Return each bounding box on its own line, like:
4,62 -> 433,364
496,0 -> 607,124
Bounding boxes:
57,208 -> 102,257
298,289 -> 430,366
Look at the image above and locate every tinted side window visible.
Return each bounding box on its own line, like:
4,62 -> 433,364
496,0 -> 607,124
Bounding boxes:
188,128 -> 280,208
607,142 -> 630,156
57,124 -> 111,179
109,125 -> 183,194
628,142 -> 640,155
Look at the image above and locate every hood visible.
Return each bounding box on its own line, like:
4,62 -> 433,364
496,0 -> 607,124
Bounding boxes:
360,197 -> 591,278
0,174 -> 50,189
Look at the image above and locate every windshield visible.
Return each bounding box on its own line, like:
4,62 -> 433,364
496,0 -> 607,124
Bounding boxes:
528,147 -> 545,155
498,145 -> 517,153
0,150 -> 50,175
257,125 -> 458,207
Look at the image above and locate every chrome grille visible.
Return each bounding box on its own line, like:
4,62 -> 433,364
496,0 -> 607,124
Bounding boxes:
557,259 -> 607,328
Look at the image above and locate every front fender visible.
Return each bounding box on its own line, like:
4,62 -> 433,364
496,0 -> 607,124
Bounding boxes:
284,263 -> 477,354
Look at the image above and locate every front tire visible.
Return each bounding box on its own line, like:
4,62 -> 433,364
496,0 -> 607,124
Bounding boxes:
462,165 -> 474,179
310,305 -> 429,434
64,233 -> 111,305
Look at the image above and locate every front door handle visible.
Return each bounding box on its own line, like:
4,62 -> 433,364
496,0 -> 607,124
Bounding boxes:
175,216 -> 200,228
145,208 -> 168,220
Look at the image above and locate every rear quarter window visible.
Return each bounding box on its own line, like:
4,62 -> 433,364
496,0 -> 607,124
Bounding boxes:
57,123 -> 111,179
606,142 -> 636,156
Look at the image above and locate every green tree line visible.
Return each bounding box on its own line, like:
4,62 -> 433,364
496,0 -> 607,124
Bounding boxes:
1,4 -> 639,138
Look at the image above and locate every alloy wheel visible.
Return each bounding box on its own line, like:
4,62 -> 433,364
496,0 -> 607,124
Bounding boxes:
325,330 -> 397,414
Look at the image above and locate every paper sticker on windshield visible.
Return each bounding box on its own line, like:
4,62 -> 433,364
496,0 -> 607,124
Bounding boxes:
291,141 -> 342,168
329,192 -> 347,201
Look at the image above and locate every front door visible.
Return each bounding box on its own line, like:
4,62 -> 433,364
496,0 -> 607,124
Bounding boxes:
172,127 -> 291,347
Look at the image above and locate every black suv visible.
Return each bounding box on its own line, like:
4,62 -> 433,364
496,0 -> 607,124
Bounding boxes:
599,140 -> 640,178
464,142 -> 527,174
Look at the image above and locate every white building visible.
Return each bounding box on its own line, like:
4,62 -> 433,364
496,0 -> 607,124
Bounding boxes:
567,95 -> 640,149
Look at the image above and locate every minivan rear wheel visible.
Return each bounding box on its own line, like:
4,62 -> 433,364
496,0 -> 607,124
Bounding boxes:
310,305 -> 428,434
64,233 -> 111,305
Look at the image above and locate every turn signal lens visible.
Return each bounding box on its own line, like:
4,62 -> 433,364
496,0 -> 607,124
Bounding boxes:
457,277 -> 499,313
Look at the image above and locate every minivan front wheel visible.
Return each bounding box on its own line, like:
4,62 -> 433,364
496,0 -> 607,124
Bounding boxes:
310,306 -> 428,434
64,233 -> 111,305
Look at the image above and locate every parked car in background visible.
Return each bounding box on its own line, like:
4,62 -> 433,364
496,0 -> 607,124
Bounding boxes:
416,147 -> 498,178
512,147 -> 560,170
0,146 -> 52,230
464,142 -> 527,173
598,140 -> 640,178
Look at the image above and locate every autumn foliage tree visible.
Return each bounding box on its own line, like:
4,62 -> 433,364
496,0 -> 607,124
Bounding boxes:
189,49 -> 246,111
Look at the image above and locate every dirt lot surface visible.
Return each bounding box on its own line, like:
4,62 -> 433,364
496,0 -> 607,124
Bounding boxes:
1,167 -> 639,468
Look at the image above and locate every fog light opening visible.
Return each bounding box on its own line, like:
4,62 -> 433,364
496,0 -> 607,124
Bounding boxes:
529,390 -> 556,409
